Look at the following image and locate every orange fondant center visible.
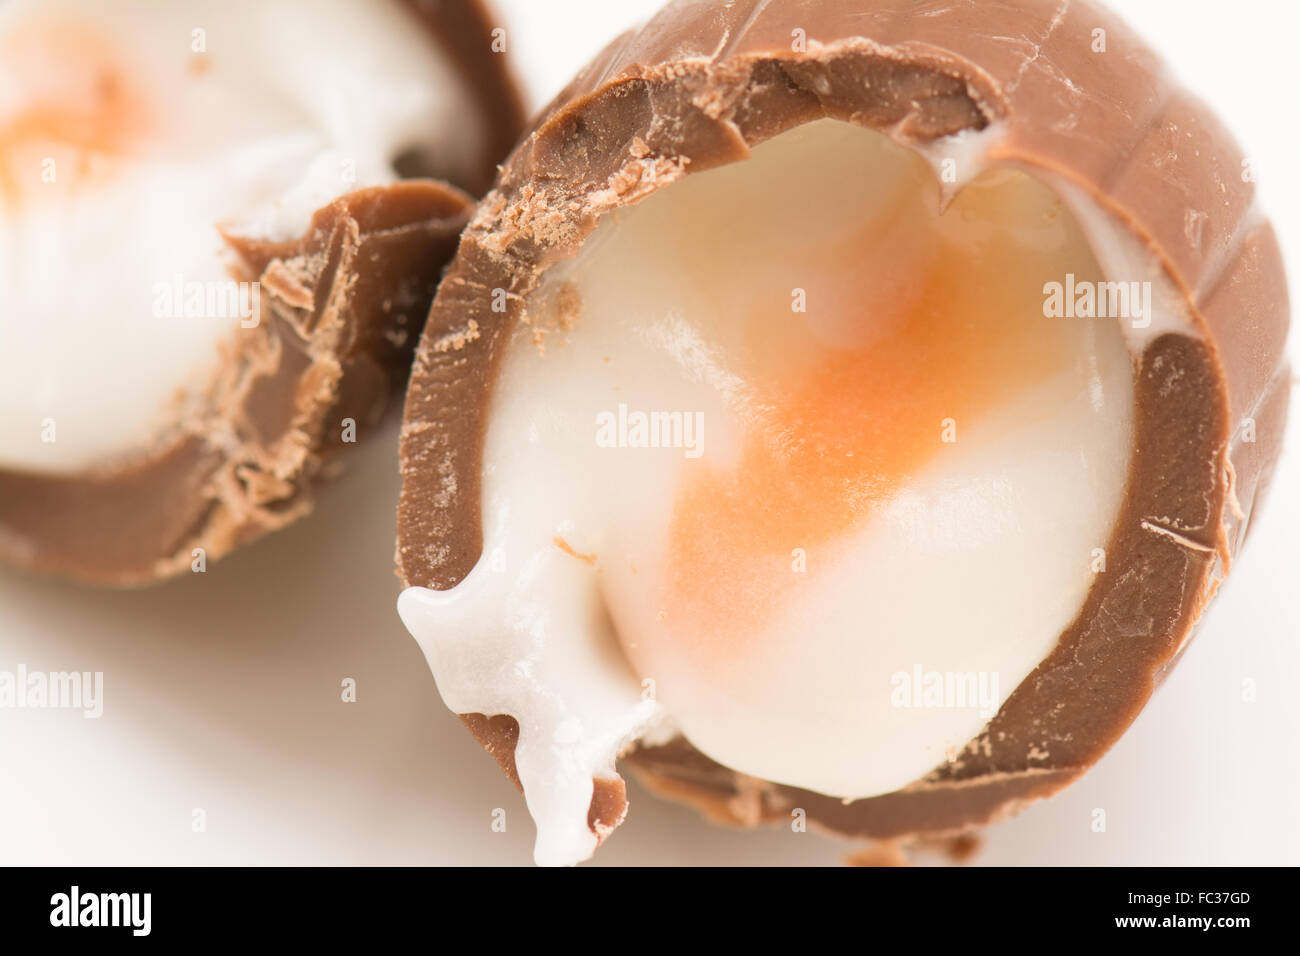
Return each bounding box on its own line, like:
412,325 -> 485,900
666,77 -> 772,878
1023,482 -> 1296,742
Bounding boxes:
665,203 -> 1079,656
0,18 -> 150,206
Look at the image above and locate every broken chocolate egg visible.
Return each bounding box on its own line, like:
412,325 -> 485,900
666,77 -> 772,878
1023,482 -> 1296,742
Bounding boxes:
0,0 -> 523,584
395,0 -> 1290,865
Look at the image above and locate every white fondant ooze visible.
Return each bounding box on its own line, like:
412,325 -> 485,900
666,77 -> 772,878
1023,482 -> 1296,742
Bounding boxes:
399,120 -> 1139,865
0,0 -> 480,473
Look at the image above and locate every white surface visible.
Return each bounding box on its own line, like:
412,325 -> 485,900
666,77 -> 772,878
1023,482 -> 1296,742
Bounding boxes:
0,0 -> 1296,866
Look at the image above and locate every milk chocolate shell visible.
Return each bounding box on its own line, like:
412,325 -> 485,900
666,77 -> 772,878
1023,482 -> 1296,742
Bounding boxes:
0,0 -> 525,586
396,0 -> 1289,857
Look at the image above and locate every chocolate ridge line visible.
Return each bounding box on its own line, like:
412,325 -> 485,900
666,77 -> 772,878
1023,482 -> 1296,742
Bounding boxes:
396,0 -> 1289,848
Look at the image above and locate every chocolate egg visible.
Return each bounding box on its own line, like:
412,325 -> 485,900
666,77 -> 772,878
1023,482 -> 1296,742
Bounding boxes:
395,0 -> 1289,864
0,0 -> 523,584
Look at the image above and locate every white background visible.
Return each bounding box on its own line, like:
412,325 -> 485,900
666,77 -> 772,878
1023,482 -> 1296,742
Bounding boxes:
0,0 -> 1296,866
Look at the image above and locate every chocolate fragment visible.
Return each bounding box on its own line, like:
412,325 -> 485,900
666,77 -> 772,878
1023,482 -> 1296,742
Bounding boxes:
397,0 -> 1289,853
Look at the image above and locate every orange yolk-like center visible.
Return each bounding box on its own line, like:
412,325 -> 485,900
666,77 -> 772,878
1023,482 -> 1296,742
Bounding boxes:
666,188 -> 1083,659
0,17 -> 150,206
